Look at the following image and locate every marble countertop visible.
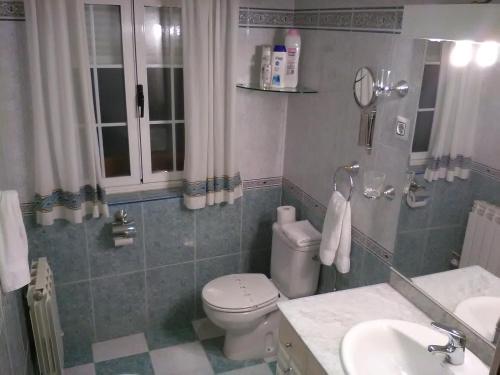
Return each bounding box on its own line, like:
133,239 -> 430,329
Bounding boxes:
277,283 -> 432,374
413,266 -> 500,312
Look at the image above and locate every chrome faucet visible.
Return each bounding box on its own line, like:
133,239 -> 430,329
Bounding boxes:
427,322 -> 466,365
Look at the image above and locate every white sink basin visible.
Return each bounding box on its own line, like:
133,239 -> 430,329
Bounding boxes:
455,296 -> 500,342
341,319 -> 488,375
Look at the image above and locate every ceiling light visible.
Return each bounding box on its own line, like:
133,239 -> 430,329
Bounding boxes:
476,41 -> 499,67
450,41 -> 473,67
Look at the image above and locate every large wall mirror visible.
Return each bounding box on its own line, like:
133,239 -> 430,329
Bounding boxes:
392,37 -> 500,349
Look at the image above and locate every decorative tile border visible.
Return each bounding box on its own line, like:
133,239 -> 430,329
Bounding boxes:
412,160 -> 500,183
242,176 -> 282,190
471,161 -> 500,182
0,1 -> 24,20
282,177 -> 394,266
239,6 -> 403,34
21,177 -> 283,215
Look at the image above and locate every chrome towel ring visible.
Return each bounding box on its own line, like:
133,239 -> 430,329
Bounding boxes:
333,162 -> 359,201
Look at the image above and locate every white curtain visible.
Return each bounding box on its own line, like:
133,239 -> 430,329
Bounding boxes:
26,0 -> 108,225
424,42 -> 484,182
182,0 -> 242,209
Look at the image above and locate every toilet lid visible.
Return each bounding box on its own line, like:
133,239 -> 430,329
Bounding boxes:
202,274 -> 279,312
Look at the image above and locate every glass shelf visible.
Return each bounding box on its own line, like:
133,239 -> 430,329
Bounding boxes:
236,83 -> 318,94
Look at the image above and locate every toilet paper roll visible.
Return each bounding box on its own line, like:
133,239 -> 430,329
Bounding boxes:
277,206 -> 296,225
114,237 -> 134,247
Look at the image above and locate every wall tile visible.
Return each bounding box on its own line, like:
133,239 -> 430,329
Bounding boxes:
317,265 -> 336,294
361,251 -> 391,286
143,198 -> 194,267
281,180 -> 303,220
4,292 -> 25,374
421,226 -> 462,276
13,289 -> 29,355
397,196 -> 432,232
195,254 -> 240,318
196,201 -> 241,259
92,272 -> 146,341
302,195 -> 326,232
0,329 -> 12,375
57,282 -> 94,367
240,249 -> 271,277
146,262 -> 195,329
471,172 -> 500,206
27,218 -> 88,284
430,179 -> 472,227
86,203 -> 144,278
242,187 -> 281,252
393,230 -> 427,278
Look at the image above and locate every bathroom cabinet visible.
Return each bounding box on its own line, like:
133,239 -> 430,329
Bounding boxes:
277,315 -> 327,375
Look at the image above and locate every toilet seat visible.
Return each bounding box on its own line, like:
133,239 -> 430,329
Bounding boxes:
202,274 -> 279,313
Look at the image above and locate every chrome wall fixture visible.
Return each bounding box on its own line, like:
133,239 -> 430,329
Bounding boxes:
112,209 -> 137,247
374,69 -> 409,98
333,161 -> 360,201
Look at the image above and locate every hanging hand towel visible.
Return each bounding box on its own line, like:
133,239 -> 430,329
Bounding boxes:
319,191 -> 352,273
0,191 -> 31,293
281,220 -> 322,247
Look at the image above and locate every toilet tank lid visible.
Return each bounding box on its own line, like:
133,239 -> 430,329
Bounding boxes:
202,274 -> 279,311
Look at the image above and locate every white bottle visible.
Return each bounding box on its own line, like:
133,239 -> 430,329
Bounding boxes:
284,29 -> 301,88
260,45 -> 272,88
271,45 -> 287,88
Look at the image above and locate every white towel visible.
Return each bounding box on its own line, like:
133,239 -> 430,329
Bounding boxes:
281,220 -> 321,247
319,191 -> 352,273
0,191 -> 31,293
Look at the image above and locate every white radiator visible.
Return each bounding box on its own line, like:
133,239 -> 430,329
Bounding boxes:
460,200 -> 500,277
27,257 -> 64,375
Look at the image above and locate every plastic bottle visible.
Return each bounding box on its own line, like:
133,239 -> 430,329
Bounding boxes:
271,45 -> 287,88
260,45 -> 272,88
284,29 -> 301,88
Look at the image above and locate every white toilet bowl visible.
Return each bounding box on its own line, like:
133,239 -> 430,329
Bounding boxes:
202,273 -> 287,360
202,222 -> 321,361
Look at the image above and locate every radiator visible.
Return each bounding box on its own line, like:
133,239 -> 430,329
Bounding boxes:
27,257 -> 64,375
460,200 -> 500,277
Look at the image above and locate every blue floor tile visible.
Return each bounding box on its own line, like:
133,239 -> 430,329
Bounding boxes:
201,337 -> 263,373
95,353 -> 154,375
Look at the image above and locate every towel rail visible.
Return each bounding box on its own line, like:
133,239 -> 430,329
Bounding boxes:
333,162 -> 359,201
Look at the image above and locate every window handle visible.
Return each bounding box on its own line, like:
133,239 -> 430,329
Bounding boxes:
137,84 -> 144,118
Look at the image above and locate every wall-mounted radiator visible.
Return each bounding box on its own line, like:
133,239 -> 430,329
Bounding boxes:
27,257 -> 64,375
460,200 -> 500,277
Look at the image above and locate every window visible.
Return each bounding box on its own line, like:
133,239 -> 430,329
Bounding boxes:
84,0 -> 184,192
410,41 -> 442,165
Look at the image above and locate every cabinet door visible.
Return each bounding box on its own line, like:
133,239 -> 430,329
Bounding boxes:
279,318 -> 308,373
85,0 -> 141,187
134,0 -> 184,184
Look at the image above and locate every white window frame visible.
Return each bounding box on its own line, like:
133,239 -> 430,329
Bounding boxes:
134,0 -> 184,185
85,0 -> 184,194
410,53 -> 441,166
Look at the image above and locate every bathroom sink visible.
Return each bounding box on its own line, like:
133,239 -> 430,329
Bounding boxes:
455,296 -> 500,342
340,319 -> 488,375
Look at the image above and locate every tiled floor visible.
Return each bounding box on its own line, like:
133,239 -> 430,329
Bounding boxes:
64,319 -> 276,375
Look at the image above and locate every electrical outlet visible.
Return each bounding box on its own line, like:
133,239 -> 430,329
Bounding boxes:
395,116 -> 410,140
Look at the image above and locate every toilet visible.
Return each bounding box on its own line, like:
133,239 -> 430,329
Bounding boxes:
202,222 -> 321,361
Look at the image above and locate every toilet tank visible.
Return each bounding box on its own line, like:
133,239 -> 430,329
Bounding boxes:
270,223 -> 321,299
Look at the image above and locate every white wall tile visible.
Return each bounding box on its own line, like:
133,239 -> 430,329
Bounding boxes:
283,29 -> 425,252
237,27 -> 288,181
